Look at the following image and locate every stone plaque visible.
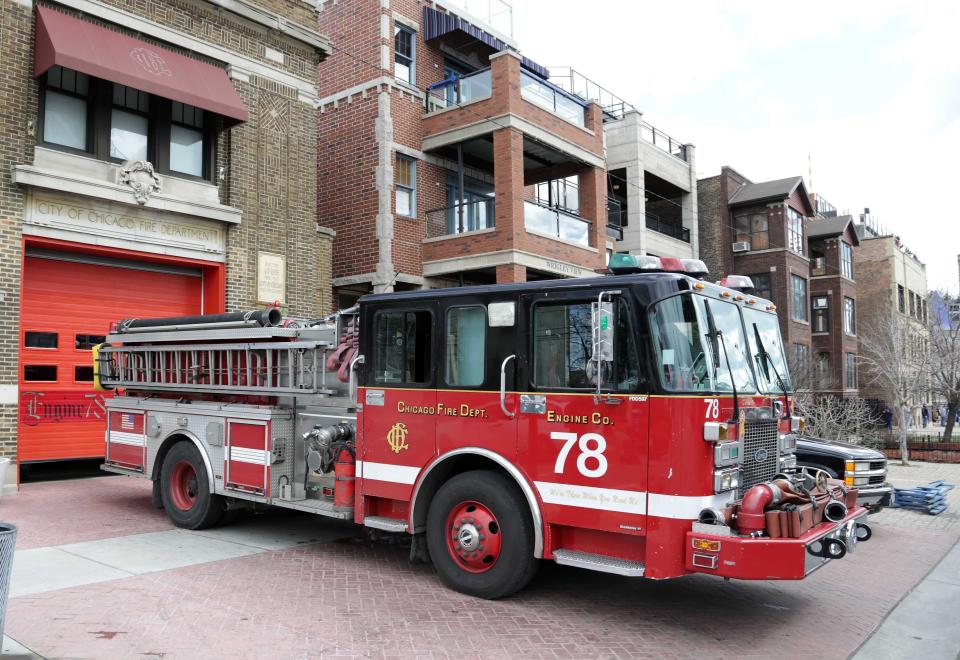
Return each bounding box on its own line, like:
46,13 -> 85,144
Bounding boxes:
258,252 -> 286,305
25,192 -> 225,257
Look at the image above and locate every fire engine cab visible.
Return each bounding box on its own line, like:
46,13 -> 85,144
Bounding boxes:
97,255 -> 871,598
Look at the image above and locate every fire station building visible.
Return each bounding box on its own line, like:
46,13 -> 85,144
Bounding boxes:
0,0 -> 331,474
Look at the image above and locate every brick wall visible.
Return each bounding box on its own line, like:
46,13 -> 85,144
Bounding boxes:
0,0 -> 327,458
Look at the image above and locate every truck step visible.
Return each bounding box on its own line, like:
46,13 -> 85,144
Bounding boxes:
552,549 -> 646,577
363,516 -> 408,533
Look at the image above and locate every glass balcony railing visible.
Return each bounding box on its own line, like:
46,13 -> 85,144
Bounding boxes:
525,200 -> 590,246
425,69 -> 492,111
520,71 -> 586,127
441,0 -> 513,38
425,199 -> 495,239
645,212 -> 690,242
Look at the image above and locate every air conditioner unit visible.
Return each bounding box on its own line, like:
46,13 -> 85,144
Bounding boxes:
732,241 -> 751,253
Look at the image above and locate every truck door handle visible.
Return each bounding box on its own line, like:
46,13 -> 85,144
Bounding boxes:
500,354 -> 516,418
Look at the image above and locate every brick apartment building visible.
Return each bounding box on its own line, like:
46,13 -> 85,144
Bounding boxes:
698,166 -> 860,395
1,0 -> 330,473
854,214 -> 931,422
316,0 -> 624,305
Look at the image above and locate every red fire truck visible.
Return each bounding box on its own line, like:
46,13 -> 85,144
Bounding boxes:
97,255 -> 871,598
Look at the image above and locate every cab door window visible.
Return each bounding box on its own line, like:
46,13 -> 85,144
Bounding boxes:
372,310 -> 432,385
444,306 -> 486,387
531,299 -> 639,391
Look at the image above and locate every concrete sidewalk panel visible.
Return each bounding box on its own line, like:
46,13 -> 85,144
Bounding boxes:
10,547 -> 132,597
58,529 -> 263,575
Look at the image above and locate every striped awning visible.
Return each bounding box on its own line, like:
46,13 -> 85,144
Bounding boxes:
422,7 -> 549,79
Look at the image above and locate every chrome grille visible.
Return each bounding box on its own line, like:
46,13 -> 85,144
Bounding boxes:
869,460 -> 886,471
739,419 -> 779,496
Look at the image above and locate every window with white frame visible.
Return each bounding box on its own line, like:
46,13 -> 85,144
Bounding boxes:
395,154 -> 416,217
786,207 -> 805,255
840,242 -> 853,279
844,297 -> 856,335
394,25 -> 415,85
791,274 -> 808,322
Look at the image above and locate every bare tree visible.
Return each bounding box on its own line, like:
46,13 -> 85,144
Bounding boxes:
788,350 -> 876,444
859,314 -> 931,464
929,292 -> 960,441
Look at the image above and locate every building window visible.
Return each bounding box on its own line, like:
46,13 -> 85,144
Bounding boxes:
40,67 -> 216,181
445,307 -> 486,387
170,102 -> 205,177
734,211 -> 769,250
909,290 -> 916,317
840,242 -> 853,279
793,343 -> 810,376
75,334 -> 106,350
110,84 -> 150,161
812,296 -> 829,333
786,207 -> 805,255
898,285 -> 905,313
844,297 -> 856,335
791,274 -> 808,322
844,352 -> 857,389
749,273 -> 772,300
24,332 -> 58,349
42,66 -> 90,150
24,365 -> 57,382
815,352 -> 831,388
394,25 -> 415,85
395,155 -> 416,217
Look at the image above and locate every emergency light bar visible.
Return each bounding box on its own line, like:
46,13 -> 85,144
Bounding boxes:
608,254 -> 710,278
716,275 -> 755,292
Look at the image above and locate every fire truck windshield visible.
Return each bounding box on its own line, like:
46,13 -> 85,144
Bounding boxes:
743,307 -> 793,395
649,293 -> 756,394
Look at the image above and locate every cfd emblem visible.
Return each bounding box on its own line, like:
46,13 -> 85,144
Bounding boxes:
387,422 -> 409,454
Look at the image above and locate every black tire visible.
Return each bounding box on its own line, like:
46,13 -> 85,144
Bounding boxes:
159,441 -> 225,529
426,470 -> 538,599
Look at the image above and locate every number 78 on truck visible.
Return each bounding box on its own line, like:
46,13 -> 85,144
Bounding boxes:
95,254 -> 871,599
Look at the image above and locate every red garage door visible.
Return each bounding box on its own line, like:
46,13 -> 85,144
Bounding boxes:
19,251 -> 203,462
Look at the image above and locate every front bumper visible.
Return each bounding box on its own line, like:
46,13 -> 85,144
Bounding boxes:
858,484 -> 892,509
685,506 -> 871,580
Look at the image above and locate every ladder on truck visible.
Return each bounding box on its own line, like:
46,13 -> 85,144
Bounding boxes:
96,327 -> 341,396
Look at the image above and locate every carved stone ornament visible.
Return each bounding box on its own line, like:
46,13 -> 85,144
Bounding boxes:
119,160 -> 162,205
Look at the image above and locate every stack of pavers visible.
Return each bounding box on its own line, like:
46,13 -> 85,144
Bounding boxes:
891,480 -> 954,515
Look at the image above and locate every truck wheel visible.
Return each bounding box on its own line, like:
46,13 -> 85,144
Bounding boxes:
160,442 -> 224,530
426,470 -> 538,599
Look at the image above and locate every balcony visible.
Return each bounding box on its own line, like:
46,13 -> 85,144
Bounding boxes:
606,198 -> 625,241
524,200 -> 591,247
426,68 -> 492,111
640,122 -> 688,162
436,0 -> 514,38
519,71 -> 586,127
425,199 -> 495,240
645,211 -> 689,242
811,257 -> 827,276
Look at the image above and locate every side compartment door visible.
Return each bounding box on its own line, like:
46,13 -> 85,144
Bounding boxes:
517,291 -> 649,541
359,304 -> 438,506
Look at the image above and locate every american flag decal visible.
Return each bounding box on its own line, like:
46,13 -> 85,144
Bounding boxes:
121,413 -> 135,430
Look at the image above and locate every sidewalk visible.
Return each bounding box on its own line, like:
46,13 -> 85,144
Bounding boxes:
851,539 -> 960,659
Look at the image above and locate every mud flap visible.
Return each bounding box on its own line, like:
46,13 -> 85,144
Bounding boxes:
152,479 -> 163,509
409,532 -> 431,565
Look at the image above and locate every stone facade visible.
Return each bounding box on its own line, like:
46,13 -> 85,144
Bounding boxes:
0,0 -> 330,461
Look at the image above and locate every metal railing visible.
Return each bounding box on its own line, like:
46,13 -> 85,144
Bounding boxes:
607,199 -> 625,241
641,122 -> 688,161
645,211 -> 689,242
425,199 -> 495,239
439,0 -> 513,38
425,68 -> 492,111
524,200 -> 590,247
519,71 -> 586,127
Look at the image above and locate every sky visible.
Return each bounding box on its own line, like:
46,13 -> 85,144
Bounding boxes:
509,0 -> 960,293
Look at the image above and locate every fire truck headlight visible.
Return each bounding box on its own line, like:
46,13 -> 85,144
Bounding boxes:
779,434 -> 797,454
714,468 -> 740,493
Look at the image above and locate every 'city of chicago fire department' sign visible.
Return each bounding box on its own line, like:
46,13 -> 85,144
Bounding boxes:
20,391 -> 109,426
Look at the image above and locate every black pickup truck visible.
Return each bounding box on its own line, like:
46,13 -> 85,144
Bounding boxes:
794,436 -> 892,512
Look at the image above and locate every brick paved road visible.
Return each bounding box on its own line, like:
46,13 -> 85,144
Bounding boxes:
2,464 -> 958,659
